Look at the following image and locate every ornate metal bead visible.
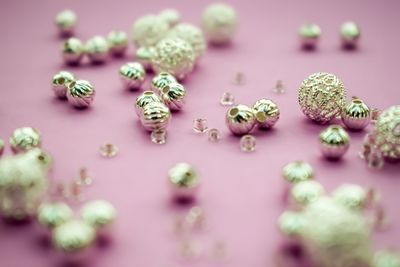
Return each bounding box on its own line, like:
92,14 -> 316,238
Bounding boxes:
62,37 -> 85,65
38,202 -> 73,229
119,62 -> 146,90
151,37 -> 195,80
225,104 -> 256,135
10,127 -> 41,153
134,91 -> 162,116
80,200 -> 116,230
132,15 -> 169,47
159,82 -> 186,111
319,125 -> 350,159
52,220 -> 95,253
299,72 -> 347,123
340,22 -> 361,48
66,80 -> 95,108
282,161 -> 314,183
52,71 -> 75,99
159,9 -> 181,28
252,98 -> 280,129
140,102 -> 171,131
341,99 -> 371,131
168,23 -> 207,60
135,46 -> 155,70
291,180 -> 325,205
107,30 -> 128,57
374,105 -> 400,160
85,36 -> 109,64
151,72 -> 177,92
201,3 -> 238,45
55,9 -> 77,37
332,184 -> 367,210
168,163 -> 200,199
298,23 -> 321,49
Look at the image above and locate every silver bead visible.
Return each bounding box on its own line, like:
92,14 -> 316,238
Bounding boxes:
52,71 -> 75,99
10,127 -> 41,153
252,98 -> 280,129
159,9 -> 181,28
332,184 -> 367,210
225,104 -> 256,135
341,98 -> 371,131
80,200 -> 116,230
62,37 -> 85,65
52,220 -> 95,253
55,9 -> 77,37
278,211 -> 305,236
119,62 -> 146,90
132,15 -> 169,47
319,125 -> 350,159
151,37 -> 195,80
38,202 -> 73,229
291,180 -> 325,205
140,102 -> 171,131
134,91 -> 162,116
168,23 -> 207,60
107,30 -> 128,57
374,105 -> 400,160
159,82 -> 186,111
282,161 -> 314,183
168,163 -> 200,199
151,72 -> 177,92
299,72 -> 347,123
298,23 -> 321,49
340,22 -> 361,48
85,36 -> 109,64
66,80 -> 95,108
135,46 -> 155,70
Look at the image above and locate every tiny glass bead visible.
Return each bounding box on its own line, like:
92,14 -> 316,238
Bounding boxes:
76,167 -> 93,185
220,92 -> 235,106
99,143 -> 119,158
193,118 -> 208,133
273,80 -> 285,94
207,128 -> 221,142
240,134 -> 256,152
151,129 -> 167,145
233,72 -> 246,85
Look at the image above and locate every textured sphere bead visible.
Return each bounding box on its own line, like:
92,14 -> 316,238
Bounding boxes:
132,15 -> 169,47
299,72 -> 347,123
168,23 -> 207,60
135,46 -> 155,70
299,23 -> 321,48
374,105 -> 400,160
341,99 -> 371,131
55,9 -> 77,37
38,202 -> 73,229
151,37 -> 195,80
319,125 -> 350,159
282,161 -> 314,183
340,22 -> 361,48
119,62 -> 146,90
66,80 -> 95,108
53,220 -> 95,253
159,82 -> 186,111
134,91 -> 162,116
159,9 -> 181,27
225,104 -> 256,135
151,72 -> 177,92
168,163 -> 200,199
252,98 -> 280,129
140,102 -> 171,131
52,71 -> 75,99
10,127 -> 41,153
85,36 -> 109,64
80,200 -> 116,230
107,30 -> 128,57
201,3 -> 238,45
62,38 -> 85,65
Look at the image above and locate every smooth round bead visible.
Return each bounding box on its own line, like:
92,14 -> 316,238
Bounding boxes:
299,72 -> 347,123
168,23 -> 207,60
159,82 -> 186,111
298,23 -> 321,48
168,163 -> 199,199
38,202 -> 73,229
140,102 -> 171,131
291,180 -> 325,205
332,184 -> 367,210
119,62 -> 146,90
278,211 -> 304,236
52,220 -> 95,253
341,99 -> 371,131
159,9 -> 181,28
62,38 -> 85,65
135,46 -> 155,70
52,71 -> 75,99
10,127 -> 41,153
134,91 -> 162,116
201,3 -> 238,45
85,36 -> 109,64
282,161 -> 314,183
225,104 -> 256,135
66,80 -> 95,108
132,15 -> 169,47
80,200 -> 116,230
55,9 -> 77,37
252,98 -> 280,129
151,37 -> 195,80
374,105 -> 400,160
319,125 -> 350,159
107,30 -> 128,57
151,72 -> 177,92
340,22 -> 361,48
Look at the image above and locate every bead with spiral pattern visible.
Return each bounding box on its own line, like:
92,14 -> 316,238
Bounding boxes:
52,71 -> 75,99
119,62 -> 146,90
341,99 -> 371,131
374,105 -> 400,160
85,36 -> 109,64
66,80 -> 95,108
159,82 -> 186,111
62,38 -> 85,65
226,104 -> 256,135
9,127 -> 41,153
107,30 -> 128,57
168,23 -> 207,60
140,102 -> 171,131
252,98 -> 280,129
134,91 -> 162,116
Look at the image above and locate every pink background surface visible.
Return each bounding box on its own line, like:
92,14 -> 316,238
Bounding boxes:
0,0 -> 399,266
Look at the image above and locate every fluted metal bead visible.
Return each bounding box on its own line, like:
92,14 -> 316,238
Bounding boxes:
299,72 -> 347,123
319,125 -> 350,159
252,98 -> 280,129
282,161 -> 314,183
298,23 -> 321,49
55,9 -> 77,37
38,202 -> 73,229
62,37 -> 85,65
66,80 -> 95,108
340,22 -> 361,48
332,184 -> 367,210
80,200 -> 116,230
168,163 -> 200,199
159,82 -> 186,111
341,99 -> 371,131
168,23 -> 207,60
278,211 -> 305,236
159,9 -> 181,28
291,180 -> 325,205
225,104 -> 256,135
107,30 -> 128,57
135,46 -> 155,70
134,91 -> 162,116
119,62 -> 146,90
52,220 -> 95,253
52,71 -> 75,99
151,72 -> 177,92
132,15 -> 169,47
85,36 -> 109,64
10,127 -> 41,153
140,102 -> 171,131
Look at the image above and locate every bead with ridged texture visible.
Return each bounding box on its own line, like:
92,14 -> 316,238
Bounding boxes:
52,71 -> 75,99
159,82 -> 186,111
225,104 -> 256,135
319,125 -> 350,159
52,220 -> 95,254
85,36 -> 109,64
252,98 -> 280,129
282,161 -> 314,183
66,80 -> 95,108
38,202 -> 73,229
107,30 -> 128,57
134,91 -> 162,116
168,163 -> 199,199
62,38 -> 85,65
119,62 -> 146,90
342,99 -> 371,131
80,200 -> 116,231
135,46 -> 155,70
140,102 -> 171,131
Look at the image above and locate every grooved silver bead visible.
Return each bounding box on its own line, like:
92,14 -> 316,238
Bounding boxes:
341,99 -> 371,131
140,102 -> 171,131
340,22 -> 361,48
134,91 -> 162,116
53,220 -> 95,253
55,9 -> 77,37
319,125 -> 350,159
374,105 -> 400,160
225,104 -> 256,135
80,200 -> 116,230
85,36 -> 109,64
132,15 -> 169,47
299,23 -> 321,49
52,71 -> 75,99
66,80 -> 95,108
38,202 -> 73,229
107,30 -> 128,57
119,62 -> 146,90
62,38 -> 85,65
252,98 -> 280,129
159,82 -> 186,111
151,72 -> 177,92
168,23 -> 207,60
9,127 -> 41,153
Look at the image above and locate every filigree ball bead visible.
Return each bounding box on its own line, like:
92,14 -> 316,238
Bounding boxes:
168,163 -> 200,199
52,71 -> 75,99
374,105 -> 400,160
85,36 -> 109,64
10,127 -> 41,153
201,3 -> 238,45
226,104 -> 256,135
298,23 -> 321,49
298,72 -> 347,123
119,62 -> 146,90
134,91 -> 162,116
107,30 -> 128,57
80,200 -> 116,231
341,99 -> 371,131
52,220 -> 95,253
132,15 -> 169,47
340,22 -> 361,48
38,202 -> 73,229
55,9 -> 77,37
159,82 -> 186,111
319,125 -> 350,160
252,99 -> 280,129
151,72 -> 177,92
168,23 -> 207,60
151,37 -> 195,80
140,102 -> 171,131
62,38 -> 85,65
66,80 -> 95,108
159,9 -> 181,28
135,46 -> 155,70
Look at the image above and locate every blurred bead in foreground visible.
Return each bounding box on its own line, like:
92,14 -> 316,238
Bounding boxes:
132,15 -> 169,47
159,82 -> 186,111
282,161 -> 314,183
62,38 -> 85,65
140,102 -> 171,131
225,104 -> 256,135
319,125 -> 350,160
193,118 -> 208,133
80,200 -> 116,231
85,36 -> 109,64
252,98 -> 280,129
168,163 -> 200,199
342,98 -> 371,131
38,202 -> 73,229
332,184 -> 367,210
66,80 -> 95,108
299,23 -> 321,49
119,62 -> 146,90
52,220 -> 95,253
134,91 -> 162,116
240,134 -> 256,152
340,21 -> 361,49
52,71 -> 75,99
291,180 -> 325,205
107,30 -> 128,57
10,127 -> 41,153
159,9 -> 181,28
168,23 -> 207,60
55,9 -> 77,37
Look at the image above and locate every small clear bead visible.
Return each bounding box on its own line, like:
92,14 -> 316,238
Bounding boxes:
76,167 -> 92,185
207,128 -> 221,142
193,118 -> 208,133
240,134 -> 256,152
151,129 -> 167,144
233,72 -> 245,85
186,206 -> 207,230
99,143 -> 119,157
273,80 -> 285,94
367,149 -> 384,169
220,92 -> 235,106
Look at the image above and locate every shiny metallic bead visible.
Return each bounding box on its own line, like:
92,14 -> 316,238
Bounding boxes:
332,184 -> 367,210
319,125 -> 350,159
340,22 -> 361,48
291,180 -> 325,205
225,104 -> 256,135
85,36 -> 109,64
80,200 -> 116,230
119,62 -> 146,90
66,80 -> 95,108
168,23 -> 207,60
38,202 -> 73,229
10,127 -> 41,153
52,71 -> 75,99
298,23 -> 321,49
282,161 -> 314,183
341,98 -> 371,131
135,46 -> 155,70
0,139 -> 4,157
252,98 -> 280,129
52,220 -> 95,253
159,9 -> 181,28
151,37 -> 195,80
107,30 -> 128,57
132,15 -> 169,47
299,72 -> 347,123
168,163 -> 200,199
62,37 -> 85,65
140,102 -> 171,131
134,91 -> 162,116
374,105 -> 400,160
201,3 -> 238,45
278,211 -> 305,236
55,9 -> 77,37
159,82 -> 186,111
151,72 -> 177,92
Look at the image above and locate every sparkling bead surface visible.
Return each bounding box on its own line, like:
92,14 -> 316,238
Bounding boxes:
85,36 -> 109,64
38,202 -> 73,229
62,37 -> 85,65
119,62 -> 146,90
53,220 -> 95,253
340,21 -> 361,48
374,105 -> 400,160
134,91 -> 162,116
291,180 -> 325,205
252,98 -> 280,129
373,250 -> 400,267
151,72 -> 177,92
107,30 -> 128,57
52,71 -> 75,99
226,105 -> 256,135
168,163 -> 200,199
282,161 -> 314,183
168,23 -> 207,60
220,92 -> 235,106
299,23 -> 321,49
240,134 -> 256,152
319,125 -> 350,159
159,82 -> 186,111
80,200 -> 116,230
207,128 -> 221,142
193,118 -> 208,133
159,9 -> 181,28
332,184 -> 367,210
151,129 -> 167,144
55,9 -> 77,37
10,127 -> 41,153
135,46 -> 155,70
341,99 -> 371,131
66,80 -> 95,108
140,102 -> 171,131
99,143 -> 119,158
132,15 -> 169,47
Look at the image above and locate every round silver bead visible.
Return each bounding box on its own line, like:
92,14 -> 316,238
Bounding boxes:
168,23 -> 207,60
168,162 -> 200,199
107,30 -> 128,57
252,98 -> 280,129
119,62 -> 146,90
299,23 -> 321,49
38,202 -> 73,229
135,46 -> 155,70
278,211 -> 305,236
291,180 -> 325,205
55,9 -> 77,37
52,71 -> 75,99
332,184 -> 367,210
10,127 -> 41,153
282,161 -> 314,183
66,80 -> 95,108
85,36 -> 109,64
159,82 -> 186,111
52,220 -> 95,253
225,104 -> 256,135
62,37 -> 85,65
132,15 -> 169,47
134,91 -> 162,116
319,125 -> 350,159
374,105 -> 400,160
151,72 -> 177,92
341,99 -> 371,131
140,102 -> 171,131
80,200 -> 116,230
159,9 -> 181,28
340,21 -> 361,48
151,37 -> 195,80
